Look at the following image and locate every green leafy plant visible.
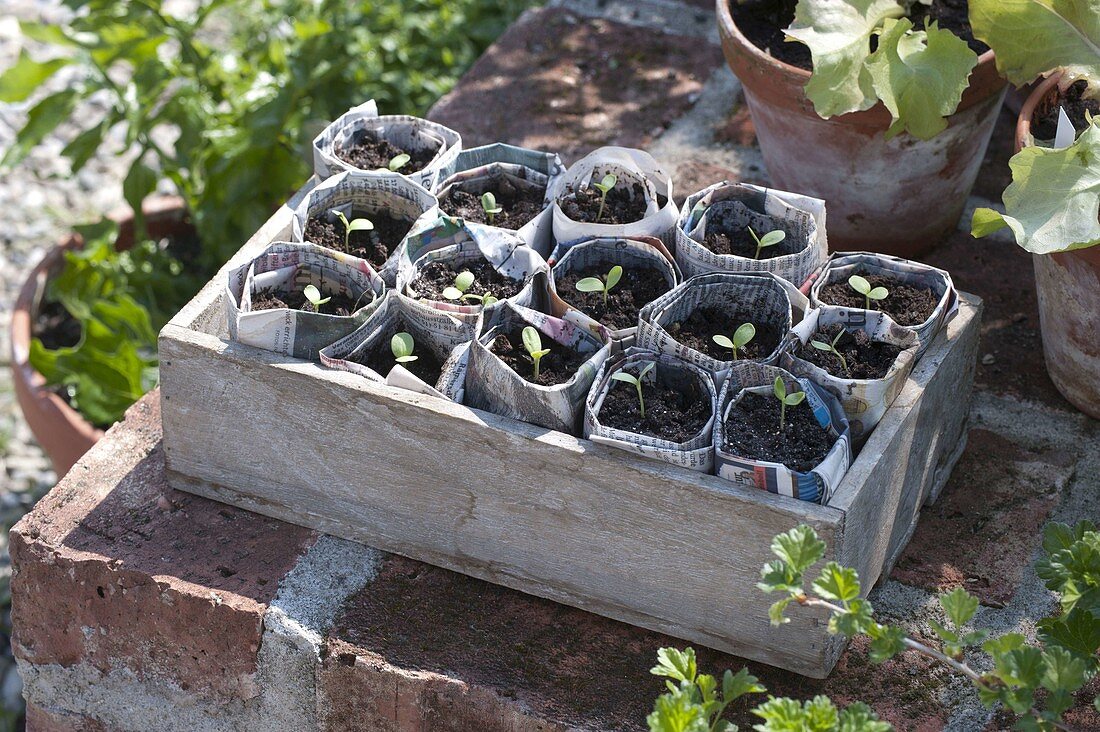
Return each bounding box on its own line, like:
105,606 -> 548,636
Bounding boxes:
391,332 -> 418,364
611,361 -> 655,419
521,326 -> 551,381
772,376 -> 806,431
575,264 -> 623,305
848,275 -> 889,310
441,270 -> 498,306
388,153 -> 411,172
747,227 -> 786,260
302,284 -> 331,313
810,329 -> 849,374
481,191 -> 503,225
331,209 -> 375,250
592,172 -> 618,222
712,323 -> 756,361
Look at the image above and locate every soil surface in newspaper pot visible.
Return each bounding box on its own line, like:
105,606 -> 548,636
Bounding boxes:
584,348 -> 717,473
312,99 -> 462,188
433,143 -> 565,258
291,171 -> 439,288
714,362 -> 851,504
781,308 -> 919,442
637,271 -> 808,373
464,300 -> 611,434
319,290 -> 471,402
807,252 -> 959,360
549,146 -> 678,247
549,236 -> 680,344
398,217 -> 549,331
226,242 -> 385,360
675,181 -> 828,286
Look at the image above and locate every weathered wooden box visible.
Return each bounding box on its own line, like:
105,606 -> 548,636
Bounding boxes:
159,184 -> 982,678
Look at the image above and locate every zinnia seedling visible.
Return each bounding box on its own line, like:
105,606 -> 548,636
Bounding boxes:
441,270 -> 498,306
521,326 -> 551,381
592,172 -> 617,222
575,264 -> 623,306
481,191 -> 503,225
848,275 -> 889,310
810,329 -> 849,375
712,322 -> 756,361
331,209 -> 374,249
611,361 -> 655,420
391,332 -> 418,364
388,153 -> 411,171
772,376 -> 806,432
303,284 -> 330,313
747,226 -> 786,260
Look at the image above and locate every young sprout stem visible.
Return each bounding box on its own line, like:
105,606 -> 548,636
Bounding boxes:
391,332 -> 418,364
712,322 -> 756,361
809,328 -> 849,374
521,326 -> 551,381
331,209 -> 374,249
574,264 -> 623,306
747,226 -> 786,260
303,284 -> 330,313
848,274 -> 889,311
772,376 -> 806,432
610,361 -> 656,420
480,191 -> 503,226
592,173 -> 617,223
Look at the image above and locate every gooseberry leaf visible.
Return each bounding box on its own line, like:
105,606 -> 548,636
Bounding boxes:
785,0 -> 906,118
971,123 -> 1100,253
865,18 -> 978,140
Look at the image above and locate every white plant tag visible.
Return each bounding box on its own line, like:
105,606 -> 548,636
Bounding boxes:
1055,107 -> 1075,149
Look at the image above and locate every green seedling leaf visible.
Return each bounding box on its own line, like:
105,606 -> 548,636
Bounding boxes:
849,274 -> 888,308
521,325 -> 551,380
575,265 -> 623,305
347,217 -> 374,234
388,153 -> 411,171
391,332 -> 418,364
592,173 -> 618,222
971,123 -> 1100,254
605,264 -> 623,290
455,270 -> 475,291
713,323 -> 756,361
303,284 -> 331,311
480,191 -> 503,224
443,270 -> 479,302
865,18 -> 978,140
748,227 -> 787,259
611,361 -> 654,419
575,277 -> 605,292
441,287 -> 464,300
773,375 -> 806,430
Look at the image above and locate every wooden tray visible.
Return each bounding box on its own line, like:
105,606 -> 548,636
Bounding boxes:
160,182 -> 981,677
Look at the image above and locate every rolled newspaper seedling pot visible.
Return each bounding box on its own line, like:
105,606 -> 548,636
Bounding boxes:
226,242 -> 386,360
713,362 -> 851,504
291,171 -> 439,288
549,236 -> 680,344
319,291 -> 471,402
464,301 -> 611,435
398,218 -> 549,330
807,252 -> 958,359
433,143 -> 566,258
549,146 -> 678,247
780,308 -> 919,442
312,99 -> 462,189
584,348 -> 717,473
674,181 -> 827,287
637,271 -> 808,372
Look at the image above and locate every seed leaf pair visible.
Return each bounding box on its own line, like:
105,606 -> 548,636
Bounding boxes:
303,284 -> 330,312
391,332 -> 418,364
480,191 -> 503,225
713,322 -> 756,361
575,264 -> 622,305
521,326 -> 551,381
442,270 -> 498,306
848,275 -> 889,310
810,328 -> 849,374
773,376 -> 807,432
612,361 -> 656,420
592,173 -> 617,222
747,227 -> 786,259
331,209 -> 374,249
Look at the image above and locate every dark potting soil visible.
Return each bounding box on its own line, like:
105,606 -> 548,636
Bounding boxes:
796,325 -> 903,380
335,132 -> 439,173
250,287 -> 363,316
722,391 -> 835,473
729,0 -> 986,71
488,327 -> 588,387
600,375 -> 711,443
665,306 -> 781,361
358,322 -> 444,386
304,214 -> 413,269
34,299 -> 82,350
702,210 -> 804,260
411,258 -> 528,302
556,260 -> 672,330
438,183 -> 547,230
1032,80 -> 1100,139
818,273 -> 937,326
559,182 -> 648,225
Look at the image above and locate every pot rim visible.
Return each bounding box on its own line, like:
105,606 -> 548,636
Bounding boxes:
1014,71 -> 1064,154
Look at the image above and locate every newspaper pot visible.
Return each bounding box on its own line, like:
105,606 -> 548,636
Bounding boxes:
12,196 -> 189,476
714,363 -> 851,504
1015,74 -> 1100,419
716,0 -> 1007,256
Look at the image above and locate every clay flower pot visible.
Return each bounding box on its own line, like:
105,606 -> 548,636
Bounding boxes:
716,0 -> 1007,257
1015,74 -> 1100,419
11,196 -> 191,476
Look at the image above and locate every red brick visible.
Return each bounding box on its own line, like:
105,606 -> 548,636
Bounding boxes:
25,702 -> 114,732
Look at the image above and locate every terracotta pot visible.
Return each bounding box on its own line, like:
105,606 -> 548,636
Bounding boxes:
11,196 -> 191,476
1014,74 -> 1100,419
716,0 -> 1007,257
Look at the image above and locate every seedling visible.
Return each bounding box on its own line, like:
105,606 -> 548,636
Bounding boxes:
303,284 -> 330,313
575,264 -> 622,306
331,209 -> 374,249
480,191 -> 503,225
521,326 -> 551,381
391,332 -> 418,364
848,274 -> 889,310
772,376 -> 806,432
592,172 -> 617,222
712,322 -> 756,361
611,361 -> 656,420
441,270 -> 498,306
388,153 -> 410,171
747,226 -> 786,259
810,328 -> 848,374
